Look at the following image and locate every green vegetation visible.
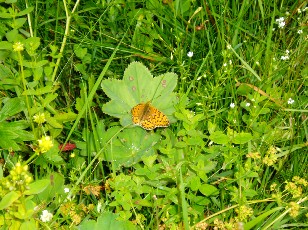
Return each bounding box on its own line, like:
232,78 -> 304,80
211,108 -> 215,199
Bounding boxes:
0,0 -> 307,229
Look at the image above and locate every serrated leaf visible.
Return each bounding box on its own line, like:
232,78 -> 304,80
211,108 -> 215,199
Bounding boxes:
103,127 -> 161,169
232,132 -> 253,144
24,179 -> 49,195
199,184 -> 218,196
0,191 -> 20,210
101,62 -> 178,128
209,131 -> 230,145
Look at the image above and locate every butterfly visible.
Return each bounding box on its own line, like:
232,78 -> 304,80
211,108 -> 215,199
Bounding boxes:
131,102 -> 170,130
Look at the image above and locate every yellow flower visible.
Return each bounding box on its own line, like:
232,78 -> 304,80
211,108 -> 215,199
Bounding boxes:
12,42 -> 24,52
289,202 -> 300,218
33,113 -> 46,124
38,136 -> 54,153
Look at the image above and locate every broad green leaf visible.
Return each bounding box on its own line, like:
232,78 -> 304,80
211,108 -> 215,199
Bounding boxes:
22,85 -> 54,95
37,173 -> 65,201
0,41 -> 12,50
232,132 -> 253,144
24,37 -> 40,52
0,191 -> 20,210
20,219 -> 37,230
22,60 -> 49,68
53,111 -> 77,122
0,97 -> 25,121
189,176 -> 201,191
74,45 -> 88,59
199,184 -> 218,196
103,127 -> 161,169
78,212 -> 136,230
24,179 -> 50,195
12,18 -> 27,29
209,131 -> 230,145
102,62 -> 178,127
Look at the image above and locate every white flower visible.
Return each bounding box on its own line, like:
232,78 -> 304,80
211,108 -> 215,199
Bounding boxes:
187,51 -> 193,57
281,55 -> 289,60
246,103 -> 251,107
304,7 -> 308,11
297,30 -> 303,34
230,103 -> 235,108
229,60 -> 232,65
287,98 -> 294,104
286,50 -> 290,54
276,17 -> 285,28
64,188 -> 70,193
227,44 -> 231,49
223,63 -> 227,67
40,210 -> 53,222
297,8 -> 301,14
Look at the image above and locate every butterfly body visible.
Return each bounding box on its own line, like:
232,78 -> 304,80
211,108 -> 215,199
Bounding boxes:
131,102 -> 169,130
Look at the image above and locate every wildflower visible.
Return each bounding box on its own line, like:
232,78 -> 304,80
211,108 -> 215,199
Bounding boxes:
223,63 -> 227,67
235,205 -> 253,222
297,30 -> 303,34
33,113 -> 46,124
187,51 -> 193,58
230,103 -> 235,108
245,102 -> 250,107
263,147 -> 278,166
276,17 -> 285,28
246,152 -> 261,159
270,183 -> 277,191
293,176 -> 308,186
297,8 -> 301,14
64,188 -> 70,193
285,181 -> 302,198
40,210 -> 53,222
287,98 -> 294,104
70,153 -> 75,158
304,7 -> 308,11
289,202 -> 300,218
281,55 -> 289,60
229,60 -> 232,65
38,136 -> 54,153
12,42 -> 24,52
227,44 -> 231,49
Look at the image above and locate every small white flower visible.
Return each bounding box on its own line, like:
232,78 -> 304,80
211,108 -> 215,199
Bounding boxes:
233,119 -> 237,123
286,50 -> 290,54
230,103 -> 235,108
304,7 -> 308,11
278,21 -> 285,28
64,188 -> 70,193
227,44 -> 231,49
297,8 -> 301,14
287,98 -> 294,104
40,210 -> 53,222
223,63 -> 227,67
187,51 -> 193,58
256,61 -> 260,65
281,55 -> 289,60
246,103 -> 251,107
297,30 -> 303,34
276,17 -> 285,23
229,60 -> 232,65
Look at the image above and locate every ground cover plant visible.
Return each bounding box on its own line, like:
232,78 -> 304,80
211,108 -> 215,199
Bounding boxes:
0,0 -> 307,229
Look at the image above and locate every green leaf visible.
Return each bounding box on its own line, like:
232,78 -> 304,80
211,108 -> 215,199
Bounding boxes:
23,179 -> 50,195
189,176 -> 201,191
232,132 -> 253,144
209,131 -> 230,145
74,45 -> 88,59
199,184 -> 218,196
102,127 -> 161,169
102,62 -> 178,127
0,191 -> 20,210
16,7 -> 34,16
53,111 -> 77,123
20,219 -> 37,230
78,212 -> 136,230
0,97 -> 26,121
22,85 -> 56,95
244,207 -> 283,230
12,18 -> 27,29
0,41 -> 12,50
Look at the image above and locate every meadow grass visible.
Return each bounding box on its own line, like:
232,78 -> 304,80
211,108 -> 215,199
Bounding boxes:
0,0 -> 307,229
